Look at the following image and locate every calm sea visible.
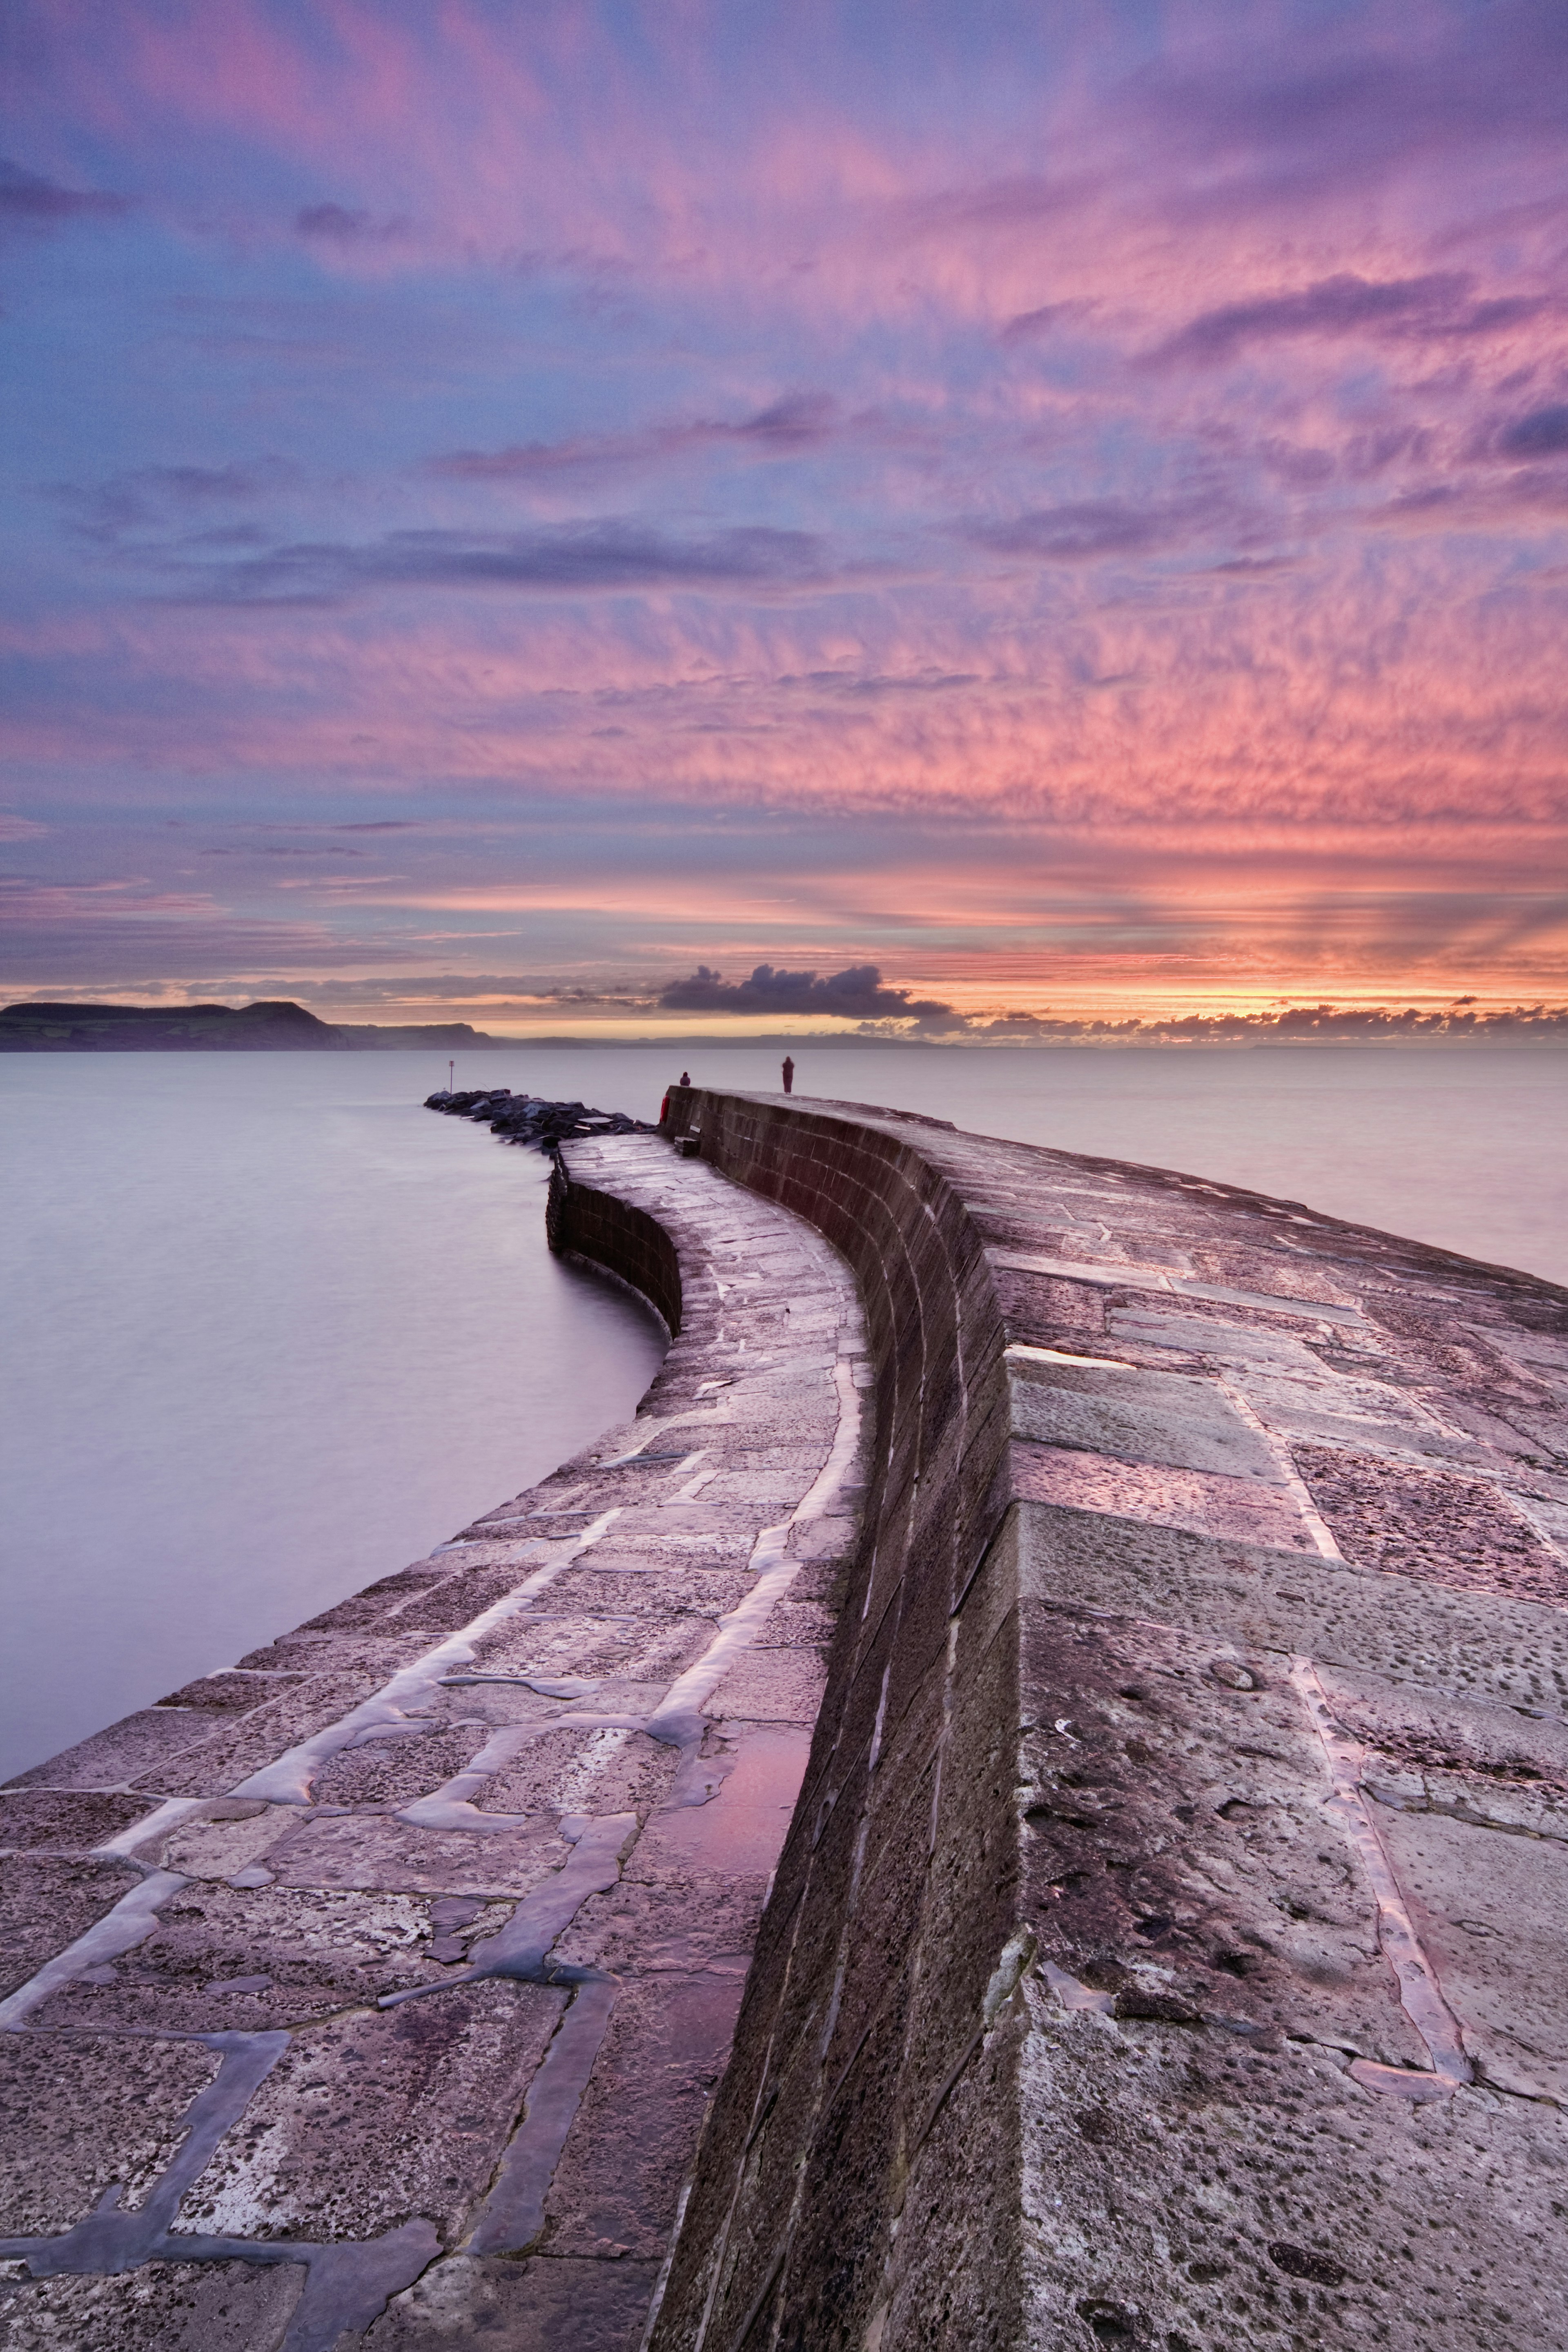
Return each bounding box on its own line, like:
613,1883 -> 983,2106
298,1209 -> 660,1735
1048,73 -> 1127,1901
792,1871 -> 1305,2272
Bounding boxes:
2,1044 -> 1562,1782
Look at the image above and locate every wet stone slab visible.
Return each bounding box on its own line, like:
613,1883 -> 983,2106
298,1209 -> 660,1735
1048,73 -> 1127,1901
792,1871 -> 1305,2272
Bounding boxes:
0,2034 -> 220,2235
29,1883 -> 449,2035
263,1812 -> 572,1899
0,1793 -> 158,1857
0,1859 -> 145,2004
0,2258 -> 306,2351
0,1132 -> 869,2346
174,1985 -> 564,2248
7,1711 -> 241,1793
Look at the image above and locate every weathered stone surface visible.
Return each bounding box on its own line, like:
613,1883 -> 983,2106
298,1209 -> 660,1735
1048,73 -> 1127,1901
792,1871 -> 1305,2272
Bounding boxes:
0,2034 -> 219,2233
640,1086 -> 1568,2352
0,1794 -> 157,1855
0,2259 -> 305,2350
362,2250 -> 659,2349
174,1987 -> 563,2246
1,1127 -> 868,2345
0,1858 -> 144,2002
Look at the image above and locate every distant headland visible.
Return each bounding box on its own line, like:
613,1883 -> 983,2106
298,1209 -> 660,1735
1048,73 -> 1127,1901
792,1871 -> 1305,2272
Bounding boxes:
0,999 -> 506,1052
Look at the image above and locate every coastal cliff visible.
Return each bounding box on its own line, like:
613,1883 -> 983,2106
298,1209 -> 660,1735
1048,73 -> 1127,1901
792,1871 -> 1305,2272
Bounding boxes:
2,1091 -> 1566,2350
0,1000 -> 503,1051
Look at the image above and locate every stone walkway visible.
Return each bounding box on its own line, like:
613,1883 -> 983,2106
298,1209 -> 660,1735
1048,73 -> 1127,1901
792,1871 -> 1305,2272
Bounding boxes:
947,1130 -> 1568,2345
0,1138 -> 869,2352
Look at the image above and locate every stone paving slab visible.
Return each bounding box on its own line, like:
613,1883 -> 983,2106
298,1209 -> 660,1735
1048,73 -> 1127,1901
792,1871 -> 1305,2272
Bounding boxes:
0,1134 -> 870,2350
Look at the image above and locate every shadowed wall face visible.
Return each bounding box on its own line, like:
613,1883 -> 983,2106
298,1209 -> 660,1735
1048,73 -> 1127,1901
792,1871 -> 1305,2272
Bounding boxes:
648,1087 -> 1025,2345
548,1162 -> 683,1339
650,1091 -> 1568,2351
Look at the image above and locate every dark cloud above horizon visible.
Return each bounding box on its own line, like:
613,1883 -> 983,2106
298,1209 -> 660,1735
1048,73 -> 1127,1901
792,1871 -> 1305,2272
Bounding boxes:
659,964 -> 959,1024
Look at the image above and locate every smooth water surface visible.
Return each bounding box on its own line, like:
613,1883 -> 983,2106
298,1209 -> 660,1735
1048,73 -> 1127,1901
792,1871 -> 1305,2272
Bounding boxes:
0,1057 -> 666,1782
2,1043 -> 1562,1780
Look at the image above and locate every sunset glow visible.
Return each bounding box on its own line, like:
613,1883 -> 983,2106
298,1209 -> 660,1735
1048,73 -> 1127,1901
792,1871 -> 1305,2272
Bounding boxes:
4,1 -> 1566,1036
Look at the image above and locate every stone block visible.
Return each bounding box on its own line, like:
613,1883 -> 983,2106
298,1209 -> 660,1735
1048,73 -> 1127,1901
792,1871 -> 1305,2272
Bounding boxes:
364,2252 -> 659,2349
175,1982 -> 563,2247
0,2031 -> 219,2235
0,2261 -> 305,2350
542,1971 -> 744,2260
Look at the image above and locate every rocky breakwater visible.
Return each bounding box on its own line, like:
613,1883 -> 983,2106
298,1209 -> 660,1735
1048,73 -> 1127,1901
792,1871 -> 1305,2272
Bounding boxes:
644,1086 -> 1568,2352
424,1087 -> 656,1154
0,1133 -> 870,2349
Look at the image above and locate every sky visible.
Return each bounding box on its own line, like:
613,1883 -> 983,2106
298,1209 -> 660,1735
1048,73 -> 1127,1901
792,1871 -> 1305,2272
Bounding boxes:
4,0 -> 1567,1042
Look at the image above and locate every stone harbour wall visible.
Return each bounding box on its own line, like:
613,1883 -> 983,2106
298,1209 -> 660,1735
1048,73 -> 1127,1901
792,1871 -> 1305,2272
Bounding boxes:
644,1086 -> 1027,2350
547,1160 -> 684,1339
3,1090 -> 1567,2352
645,1088 -> 1568,2352
0,1136 -> 871,2351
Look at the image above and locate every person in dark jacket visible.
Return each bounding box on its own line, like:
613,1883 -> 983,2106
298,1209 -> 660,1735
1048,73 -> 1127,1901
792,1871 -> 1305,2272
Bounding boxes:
781,1055 -> 795,1094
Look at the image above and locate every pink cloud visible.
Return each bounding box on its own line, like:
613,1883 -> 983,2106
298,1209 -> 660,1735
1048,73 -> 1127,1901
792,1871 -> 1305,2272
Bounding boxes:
5,0 -> 1566,1013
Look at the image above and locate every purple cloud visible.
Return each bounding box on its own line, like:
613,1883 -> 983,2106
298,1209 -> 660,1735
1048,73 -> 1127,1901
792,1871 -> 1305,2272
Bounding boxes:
430,394 -> 837,483
159,520 -> 836,605
969,492 -> 1245,563
295,201 -> 409,243
1146,272 -> 1541,368
998,300 -> 1097,345
1501,405 -> 1568,458
1127,2 -> 1568,200
0,156 -> 127,228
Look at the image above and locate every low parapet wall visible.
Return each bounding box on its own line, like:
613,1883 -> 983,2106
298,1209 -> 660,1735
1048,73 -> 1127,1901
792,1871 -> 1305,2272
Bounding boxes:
646,1087 -> 1568,2352
547,1156 -> 684,1338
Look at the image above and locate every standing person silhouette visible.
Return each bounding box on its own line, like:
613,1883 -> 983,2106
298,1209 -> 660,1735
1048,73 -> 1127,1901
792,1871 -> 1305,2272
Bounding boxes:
781,1055 -> 795,1095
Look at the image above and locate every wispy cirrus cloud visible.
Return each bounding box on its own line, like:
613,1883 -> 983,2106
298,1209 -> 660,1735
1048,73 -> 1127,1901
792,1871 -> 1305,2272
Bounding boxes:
1146,273 -> 1553,368
294,200 -> 408,244
967,490 -> 1254,565
430,394 -> 838,483
167,519 -> 841,606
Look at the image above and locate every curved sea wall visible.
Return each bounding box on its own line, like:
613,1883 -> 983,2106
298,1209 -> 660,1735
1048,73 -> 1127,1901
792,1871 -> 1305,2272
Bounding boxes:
640,1086 -> 1026,2348
3,1090 -> 1566,2351
547,1158 -> 685,1339
635,1085 -> 1568,2352
0,1133 -> 871,2351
